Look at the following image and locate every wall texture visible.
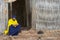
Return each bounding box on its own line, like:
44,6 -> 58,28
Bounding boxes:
0,0 -> 8,34
31,0 -> 60,31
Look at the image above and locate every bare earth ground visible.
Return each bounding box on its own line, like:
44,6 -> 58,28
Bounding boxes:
0,29 -> 60,40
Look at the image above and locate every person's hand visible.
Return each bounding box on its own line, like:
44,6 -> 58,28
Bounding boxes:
13,24 -> 17,27
15,23 -> 19,26
13,23 -> 19,27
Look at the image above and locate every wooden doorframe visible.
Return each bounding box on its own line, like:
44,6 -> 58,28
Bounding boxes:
25,0 -> 32,28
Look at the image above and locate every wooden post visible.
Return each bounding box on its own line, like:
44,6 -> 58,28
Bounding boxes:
25,0 -> 29,27
10,2 -> 12,18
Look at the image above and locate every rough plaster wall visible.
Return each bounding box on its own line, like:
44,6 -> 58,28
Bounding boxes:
31,0 -> 60,31
0,0 -> 8,34
25,0 -> 32,27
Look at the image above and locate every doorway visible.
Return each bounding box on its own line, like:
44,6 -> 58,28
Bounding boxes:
8,0 -> 31,29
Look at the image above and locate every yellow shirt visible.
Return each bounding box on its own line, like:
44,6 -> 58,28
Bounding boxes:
4,18 -> 18,35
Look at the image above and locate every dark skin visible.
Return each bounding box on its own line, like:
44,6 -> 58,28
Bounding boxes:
12,18 -> 16,21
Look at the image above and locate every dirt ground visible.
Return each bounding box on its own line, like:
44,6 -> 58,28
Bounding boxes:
0,29 -> 60,40
0,29 -> 38,40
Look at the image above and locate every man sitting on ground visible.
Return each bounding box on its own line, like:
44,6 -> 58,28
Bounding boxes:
4,15 -> 21,36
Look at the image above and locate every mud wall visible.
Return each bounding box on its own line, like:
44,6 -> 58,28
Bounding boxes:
0,0 -> 8,34
31,0 -> 60,31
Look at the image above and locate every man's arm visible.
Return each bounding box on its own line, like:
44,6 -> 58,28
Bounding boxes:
12,19 -> 19,27
4,19 -> 12,35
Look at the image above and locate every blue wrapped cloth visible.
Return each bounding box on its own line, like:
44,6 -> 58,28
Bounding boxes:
9,25 -> 21,36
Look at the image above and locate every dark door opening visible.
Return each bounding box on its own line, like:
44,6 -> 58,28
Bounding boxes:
12,0 -> 27,27
8,0 -> 32,29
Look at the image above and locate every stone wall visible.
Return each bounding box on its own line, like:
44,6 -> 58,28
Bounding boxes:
31,0 -> 60,31
0,0 -> 8,34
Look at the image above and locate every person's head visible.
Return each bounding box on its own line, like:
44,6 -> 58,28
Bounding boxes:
12,15 -> 16,21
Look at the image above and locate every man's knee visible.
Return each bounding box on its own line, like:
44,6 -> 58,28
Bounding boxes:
17,25 -> 21,27
16,25 -> 21,29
